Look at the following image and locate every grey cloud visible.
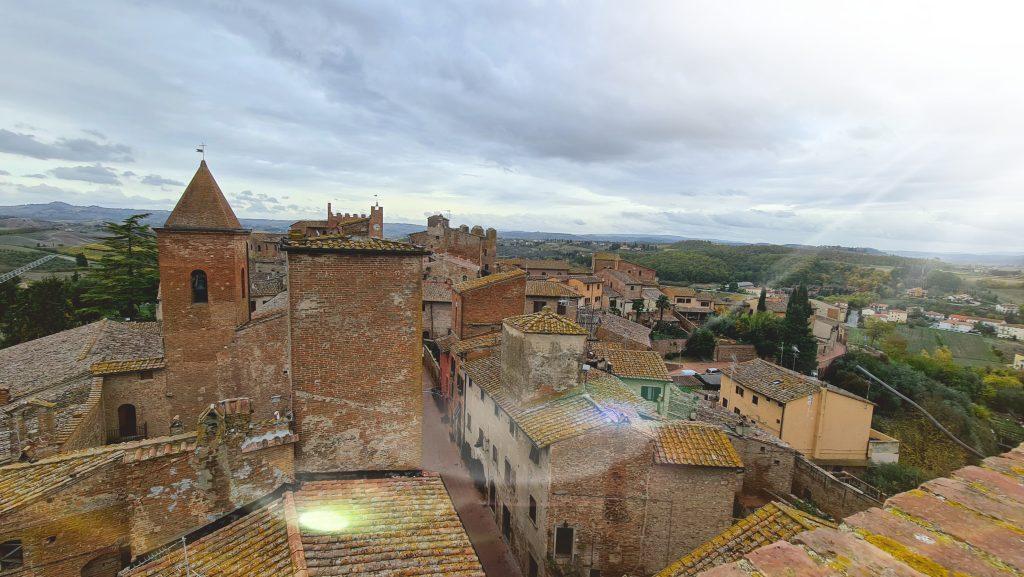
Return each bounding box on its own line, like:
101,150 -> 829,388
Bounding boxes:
0,169 -> 11,176
22,173 -> 46,179
51,163 -> 121,185
82,129 -> 106,139
141,174 -> 184,186
0,129 -> 133,162
122,170 -> 137,178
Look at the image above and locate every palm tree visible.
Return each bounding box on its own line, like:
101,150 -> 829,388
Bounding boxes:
656,294 -> 670,322
631,298 -> 646,321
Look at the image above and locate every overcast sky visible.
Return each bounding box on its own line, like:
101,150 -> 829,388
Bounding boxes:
0,1 -> 1021,252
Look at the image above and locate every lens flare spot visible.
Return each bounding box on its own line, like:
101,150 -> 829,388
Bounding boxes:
299,510 -> 350,533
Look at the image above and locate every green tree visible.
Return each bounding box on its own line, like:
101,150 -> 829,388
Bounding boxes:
781,284 -> 817,373
736,311 -> 785,358
1,277 -> 73,346
83,214 -> 159,320
864,463 -> 929,495
631,298 -> 646,320
863,317 -> 896,346
656,294 -> 670,321
685,328 -> 717,360
756,287 -> 767,312
75,253 -> 89,268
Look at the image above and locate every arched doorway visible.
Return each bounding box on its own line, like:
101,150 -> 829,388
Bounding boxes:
117,404 -> 137,439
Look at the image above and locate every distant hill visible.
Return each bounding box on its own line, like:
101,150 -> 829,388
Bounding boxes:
0,201 -> 424,237
2,202 -> 1021,265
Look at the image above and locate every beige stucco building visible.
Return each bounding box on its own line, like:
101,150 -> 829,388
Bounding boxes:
719,359 -> 896,467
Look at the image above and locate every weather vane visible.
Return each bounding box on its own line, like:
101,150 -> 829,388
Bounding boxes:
196,143 -> 206,160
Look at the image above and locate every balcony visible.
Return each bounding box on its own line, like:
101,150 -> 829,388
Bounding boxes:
107,422 -> 148,444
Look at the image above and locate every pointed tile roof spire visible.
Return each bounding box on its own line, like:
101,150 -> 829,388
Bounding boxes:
163,160 -> 242,230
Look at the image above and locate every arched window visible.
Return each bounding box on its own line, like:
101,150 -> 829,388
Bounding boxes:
191,270 -> 208,303
240,268 -> 246,298
0,540 -> 23,570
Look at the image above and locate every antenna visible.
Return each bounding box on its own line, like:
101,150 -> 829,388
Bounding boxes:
195,143 -> 206,160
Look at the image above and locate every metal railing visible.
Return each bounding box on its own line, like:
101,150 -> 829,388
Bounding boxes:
107,423 -> 148,444
0,254 -> 60,284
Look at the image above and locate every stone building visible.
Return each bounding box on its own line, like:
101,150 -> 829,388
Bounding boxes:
458,310 -> 744,577
422,280 -> 453,339
566,275 -> 603,308
592,252 -> 658,284
289,201 -> 384,238
410,214 -> 497,274
424,251 -> 480,284
525,279 -> 581,316
496,258 -> 574,280
247,231 -> 286,276
0,161 -> 480,577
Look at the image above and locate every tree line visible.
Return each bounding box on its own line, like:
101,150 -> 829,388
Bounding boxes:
0,214 -> 159,348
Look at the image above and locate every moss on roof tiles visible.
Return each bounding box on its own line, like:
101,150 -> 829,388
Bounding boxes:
283,232 -> 426,254
653,422 -> 743,468
599,349 -> 671,381
655,502 -> 833,577
503,310 -> 588,335
453,269 -> 526,293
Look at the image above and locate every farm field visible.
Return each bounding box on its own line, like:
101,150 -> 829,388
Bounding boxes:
0,247 -> 77,274
849,324 -> 1024,368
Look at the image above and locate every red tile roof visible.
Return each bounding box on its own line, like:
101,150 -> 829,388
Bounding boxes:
126,473 -> 484,577
691,442 -> 1024,577
163,160 -> 243,230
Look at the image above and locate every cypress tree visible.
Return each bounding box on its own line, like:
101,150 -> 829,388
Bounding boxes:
756,287 -> 767,312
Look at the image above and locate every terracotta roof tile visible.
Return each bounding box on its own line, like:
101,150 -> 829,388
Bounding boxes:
283,232 -> 425,254
656,502 -> 833,577
449,332 -> 501,355
0,433 -> 197,515
90,357 -> 165,376
296,474 -> 483,577
163,160 -> 243,230
653,422 -> 743,467
724,359 -> 822,403
499,258 -> 573,270
126,497 -> 293,577
504,310 -> 588,335
423,281 -> 453,302
433,333 -> 457,352
691,441 -> 1024,577
594,311 -> 652,347
598,349 -> 671,381
453,269 -> 526,293
526,280 -> 581,298
463,354 -> 656,447
131,474 -> 484,577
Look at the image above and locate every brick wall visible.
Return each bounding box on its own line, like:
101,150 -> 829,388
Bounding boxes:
455,276 -> 526,338
423,301 -> 452,339
101,370 -> 171,439
792,455 -> 880,520
0,464 -> 128,577
546,425 -> 655,577
643,464 -> 740,575
286,250 -> 424,472
158,229 -> 251,425
227,314 -> 291,423
728,433 -> 796,498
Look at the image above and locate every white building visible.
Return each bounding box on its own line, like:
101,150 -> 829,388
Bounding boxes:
996,324 -> 1024,340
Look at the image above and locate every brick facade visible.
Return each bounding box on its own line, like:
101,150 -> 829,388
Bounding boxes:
452,274 -> 526,339
157,228 -> 252,424
286,249 -> 425,472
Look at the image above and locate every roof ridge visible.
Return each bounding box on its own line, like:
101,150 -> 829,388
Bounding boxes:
282,491 -> 309,577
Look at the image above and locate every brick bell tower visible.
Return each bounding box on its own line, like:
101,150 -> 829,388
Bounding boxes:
157,160 -> 251,425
